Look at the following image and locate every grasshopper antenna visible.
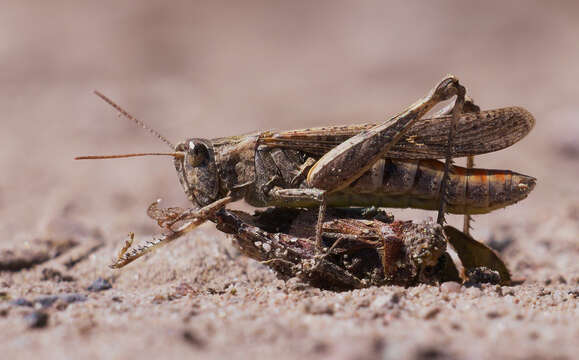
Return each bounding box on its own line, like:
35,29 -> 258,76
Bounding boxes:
75,152 -> 184,160
94,90 -> 175,149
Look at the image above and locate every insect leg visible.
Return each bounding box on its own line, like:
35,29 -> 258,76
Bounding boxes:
432,95 -> 481,233
314,195 -> 327,251
463,155 -> 475,235
436,89 -> 465,225
452,98 -> 480,235
163,196 -> 234,229
268,187 -> 325,207
266,188 -> 326,250
110,197 -> 232,268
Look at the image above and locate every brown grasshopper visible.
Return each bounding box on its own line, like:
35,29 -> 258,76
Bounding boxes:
213,207 -> 512,289
76,75 -> 536,269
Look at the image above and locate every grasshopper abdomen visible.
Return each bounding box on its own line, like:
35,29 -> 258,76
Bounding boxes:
333,159 -> 535,214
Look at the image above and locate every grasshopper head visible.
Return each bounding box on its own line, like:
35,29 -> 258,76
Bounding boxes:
174,138 -> 219,207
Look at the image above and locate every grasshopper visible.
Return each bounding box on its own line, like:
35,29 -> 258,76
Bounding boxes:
213,207 -> 512,289
76,75 -> 536,269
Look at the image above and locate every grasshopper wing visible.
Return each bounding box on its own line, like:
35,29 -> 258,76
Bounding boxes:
261,107 -> 534,159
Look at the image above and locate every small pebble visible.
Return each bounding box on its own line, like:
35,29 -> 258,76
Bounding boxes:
312,341 -> 330,354
371,292 -> 400,309
35,295 -> 59,308
487,235 -> 514,253
61,293 -> 87,304
285,278 -> 310,291
371,296 -> 390,309
303,301 -> 335,315
182,329 -> 206,348
262,242 -> 271,253
440,281 -> 462,294
87,277 -> 112,292
25,311 -> 49,329
422,307 -> 441,320
415,347 -> 448,360
486,311 -> 502,319
41,268 -> 75,282
11,298 -> 33,307
465,287 -> 482,298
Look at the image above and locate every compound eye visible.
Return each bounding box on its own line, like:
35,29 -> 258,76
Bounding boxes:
188,141 -> 210,167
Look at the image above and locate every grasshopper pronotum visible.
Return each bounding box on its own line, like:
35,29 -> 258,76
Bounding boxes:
76,75 -> 535,270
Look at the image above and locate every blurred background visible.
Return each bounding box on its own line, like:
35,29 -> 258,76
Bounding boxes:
2,2 -> 579,359
1,0 -> 578,240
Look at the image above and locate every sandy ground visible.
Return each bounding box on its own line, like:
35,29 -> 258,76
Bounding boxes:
1,1 -> 578,359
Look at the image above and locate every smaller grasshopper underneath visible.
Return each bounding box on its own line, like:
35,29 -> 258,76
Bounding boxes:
214,207 -> 511,289
76,75 -> 535,270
